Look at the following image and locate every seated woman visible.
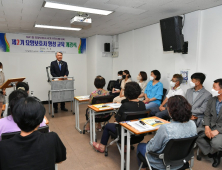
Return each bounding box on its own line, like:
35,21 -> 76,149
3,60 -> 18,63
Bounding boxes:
110,70 -> 123,97
16,82 -> 29,94
0,90 -> 47,140
143,70 -> 163,110
137,95 -> 197,170
0,97 -> 66,169
85,76 -> 110,131
137,71 -> 148,101
93,82 -> 146,153
113,70 -> 132,103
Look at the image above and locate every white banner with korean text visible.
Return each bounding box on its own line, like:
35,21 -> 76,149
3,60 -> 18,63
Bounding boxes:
0,33 -> 86,54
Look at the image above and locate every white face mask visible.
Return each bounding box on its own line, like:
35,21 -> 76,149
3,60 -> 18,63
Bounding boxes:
211,89 -> 221,97
0,69 -> 2,72
137,75 -> 141,80
150,76 -> 154,81
190,81 -> 195,88
170,81 -> 176,87
118,76 -> 122,79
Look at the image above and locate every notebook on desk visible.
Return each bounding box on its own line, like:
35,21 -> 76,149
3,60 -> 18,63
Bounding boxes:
93,104 -> 112,110
127,121 -> 155,132
75,95 -> 90,100
141,117 -> 166,128
103,103 -> 121,109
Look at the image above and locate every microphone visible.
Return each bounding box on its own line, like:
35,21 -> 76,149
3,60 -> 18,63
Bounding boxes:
59,61 -> 63,66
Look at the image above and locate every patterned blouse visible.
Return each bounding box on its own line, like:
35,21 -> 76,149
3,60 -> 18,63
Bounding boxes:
89,89 -> 110,104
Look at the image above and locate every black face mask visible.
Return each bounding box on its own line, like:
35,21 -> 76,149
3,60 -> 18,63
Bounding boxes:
122,75 -> 126,79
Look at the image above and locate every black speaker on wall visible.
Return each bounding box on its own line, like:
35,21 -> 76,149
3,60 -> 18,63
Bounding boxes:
160,16 -> 187,53
104,43 -> 110,52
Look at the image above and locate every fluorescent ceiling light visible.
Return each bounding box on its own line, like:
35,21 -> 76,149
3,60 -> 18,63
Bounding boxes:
35,24 -> 81,31
43,1 -> 113,15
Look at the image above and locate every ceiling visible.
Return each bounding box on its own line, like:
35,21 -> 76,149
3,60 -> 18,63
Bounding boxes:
0,0 -> 222,38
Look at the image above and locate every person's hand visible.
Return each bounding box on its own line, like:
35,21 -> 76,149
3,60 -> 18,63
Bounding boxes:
210,130 -> 219,138
143,98 -> 150,103
159,106 -> 165,111
205,126 -> 212,139
112,88 -> 115,93
64,75 -> 67,77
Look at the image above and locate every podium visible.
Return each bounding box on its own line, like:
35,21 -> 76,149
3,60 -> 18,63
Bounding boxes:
0,77 -> 26,90
48,77 -> 75,118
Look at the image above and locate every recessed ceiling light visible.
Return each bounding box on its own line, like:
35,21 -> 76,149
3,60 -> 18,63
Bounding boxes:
35,24 -> 81,31
43,1 -> 113,15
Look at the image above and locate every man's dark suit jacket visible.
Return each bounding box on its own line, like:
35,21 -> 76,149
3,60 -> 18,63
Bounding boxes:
50,60 -> 69,77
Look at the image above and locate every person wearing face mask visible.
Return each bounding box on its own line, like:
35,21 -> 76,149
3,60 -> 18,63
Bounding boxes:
196,79 -> 222,168
113,70 -> 132,103
137,71 -> 148,101
149,74 -> 185,120
110,71 -> 123,97
185,73 -> 211,127
0,62 -> 6,117
137,95 -> 197,170
143,70 -> 163,110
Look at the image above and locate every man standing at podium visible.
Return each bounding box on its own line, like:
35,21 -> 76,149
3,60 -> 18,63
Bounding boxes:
50,52 -> 69,113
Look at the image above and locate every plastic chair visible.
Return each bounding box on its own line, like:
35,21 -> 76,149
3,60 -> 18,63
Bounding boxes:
161,88 -> 167,103
1,125 -> 49,140
138,135 -> 198,170
105,110 -> 151,157
107,80 -> 117,91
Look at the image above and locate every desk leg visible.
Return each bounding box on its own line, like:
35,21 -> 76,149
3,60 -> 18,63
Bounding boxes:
89,109 -> 93,146
93,110 -> 96,143
48,91 -> 50,114
126,130 -> 131,170
75,100 -> 78,130
77,101 -> 82,133
121,126 -> 125,170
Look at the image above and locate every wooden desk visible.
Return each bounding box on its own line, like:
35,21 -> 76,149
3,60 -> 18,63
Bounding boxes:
119,116 -> 170,170
44,116 -> 49,125
74,96 -> 90,134
119,117 -> 170,135
2,104 -> 5,111
88,103 -> 120,146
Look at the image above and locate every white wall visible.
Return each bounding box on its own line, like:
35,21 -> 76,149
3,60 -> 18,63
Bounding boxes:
112,5 -> 222,94
87,35 -> 113,94
199,5 -> 222,90
1,53 -> 87,101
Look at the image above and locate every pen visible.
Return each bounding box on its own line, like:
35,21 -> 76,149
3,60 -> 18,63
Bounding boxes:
139,120 -> 146,125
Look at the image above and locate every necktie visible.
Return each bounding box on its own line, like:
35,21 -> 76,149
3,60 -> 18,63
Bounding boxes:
59,64 -> 61,71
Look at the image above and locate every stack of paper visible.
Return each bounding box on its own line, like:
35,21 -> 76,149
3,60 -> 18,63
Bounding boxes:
104,103 -> 121,109
76,95 -> 90,100
127,121 -> 156,132
93,104 -> 112,110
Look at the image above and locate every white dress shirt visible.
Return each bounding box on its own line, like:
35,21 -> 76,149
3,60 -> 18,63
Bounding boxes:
166,86 -> 185,99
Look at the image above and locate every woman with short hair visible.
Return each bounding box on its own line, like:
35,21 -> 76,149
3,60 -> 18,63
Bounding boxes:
93,82 -> 146,153
85,76 -> 110,131
137,95 -> 197,170
143,70 -> 163,109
